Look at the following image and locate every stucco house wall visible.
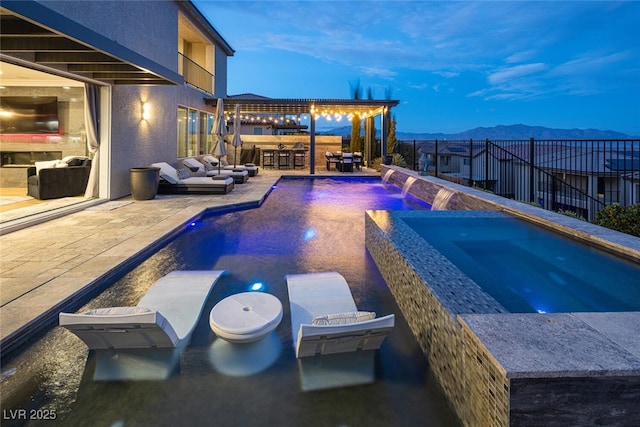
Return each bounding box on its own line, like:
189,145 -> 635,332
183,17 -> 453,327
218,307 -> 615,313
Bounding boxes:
37,1 -> 179,71
22,1 -> 229,199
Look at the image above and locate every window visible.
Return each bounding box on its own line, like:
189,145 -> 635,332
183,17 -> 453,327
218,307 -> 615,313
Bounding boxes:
597,177 -> 605,197
199,111 -> 209,155
178,107 -> 213,157
253,127 -> 263,135
188,109 -> 198,157
177,107 -> 188,157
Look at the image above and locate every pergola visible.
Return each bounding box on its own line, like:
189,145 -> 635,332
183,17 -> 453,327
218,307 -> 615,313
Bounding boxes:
205,96 -> 400,174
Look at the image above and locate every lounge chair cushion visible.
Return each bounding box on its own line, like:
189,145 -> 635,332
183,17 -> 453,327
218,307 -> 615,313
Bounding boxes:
311,311 -> 376,325
202,155 -> 219,166
181,158 -> 206,172
152,162 -> 180,184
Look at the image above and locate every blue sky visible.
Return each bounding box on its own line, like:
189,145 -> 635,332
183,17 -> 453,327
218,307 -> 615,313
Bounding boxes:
194,1 -> 639,135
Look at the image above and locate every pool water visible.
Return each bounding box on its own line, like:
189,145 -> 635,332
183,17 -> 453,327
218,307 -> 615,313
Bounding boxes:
2,177 -> 461,426
403,211 -> 640,313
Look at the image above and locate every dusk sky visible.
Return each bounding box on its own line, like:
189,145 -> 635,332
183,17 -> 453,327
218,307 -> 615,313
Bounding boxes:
194,1 -> 639,136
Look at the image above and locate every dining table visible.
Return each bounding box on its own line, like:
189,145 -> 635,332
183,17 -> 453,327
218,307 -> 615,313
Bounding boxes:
325,152 -> 362,171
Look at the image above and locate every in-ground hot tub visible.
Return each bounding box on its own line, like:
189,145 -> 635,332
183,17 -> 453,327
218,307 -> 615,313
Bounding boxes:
367,168 -> 640,427
402,210 -> 640,314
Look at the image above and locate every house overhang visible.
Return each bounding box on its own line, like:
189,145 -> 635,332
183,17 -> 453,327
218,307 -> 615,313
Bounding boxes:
0,1 -> 183,85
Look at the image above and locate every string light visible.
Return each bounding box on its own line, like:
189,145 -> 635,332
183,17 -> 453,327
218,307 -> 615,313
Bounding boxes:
221,108 -> 381,126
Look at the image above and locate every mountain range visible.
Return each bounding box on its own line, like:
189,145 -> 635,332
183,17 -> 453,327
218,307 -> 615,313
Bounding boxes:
319,124 -> 635,140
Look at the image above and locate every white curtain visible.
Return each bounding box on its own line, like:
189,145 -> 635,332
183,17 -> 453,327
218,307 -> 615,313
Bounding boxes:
84,84 -> 100,198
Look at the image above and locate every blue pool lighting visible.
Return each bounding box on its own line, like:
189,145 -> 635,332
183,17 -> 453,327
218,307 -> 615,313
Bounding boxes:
250,282 -> 264,291
303,228 -> 317,241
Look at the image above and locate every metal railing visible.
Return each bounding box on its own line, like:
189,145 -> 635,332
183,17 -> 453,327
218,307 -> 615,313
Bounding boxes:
398,138 -> 640,221
178,53 -> 213,94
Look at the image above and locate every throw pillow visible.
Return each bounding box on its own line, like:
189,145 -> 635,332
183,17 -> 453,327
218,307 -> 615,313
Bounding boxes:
35,160 -> 61,174
177,168 -> 191,180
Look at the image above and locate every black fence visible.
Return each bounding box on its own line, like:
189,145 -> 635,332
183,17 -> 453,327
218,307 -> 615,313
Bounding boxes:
397,138 -> 640,221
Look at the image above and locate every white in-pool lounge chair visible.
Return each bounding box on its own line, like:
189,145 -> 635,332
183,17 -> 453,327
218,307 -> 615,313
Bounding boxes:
151,162 -> 234,194
59,270 -> 225,380
286,271 -> 395,390
180,157 -> 249,184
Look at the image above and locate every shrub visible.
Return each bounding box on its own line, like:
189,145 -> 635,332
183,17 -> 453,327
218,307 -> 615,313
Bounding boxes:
371,157 -> 382,171
558,209 -> 586,221
595,203 -> 640,237
391,153 -> 407,167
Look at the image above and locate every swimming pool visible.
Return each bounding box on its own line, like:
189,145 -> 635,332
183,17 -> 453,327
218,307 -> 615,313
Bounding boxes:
1,177 -> 461,426
403,210 -> 640,314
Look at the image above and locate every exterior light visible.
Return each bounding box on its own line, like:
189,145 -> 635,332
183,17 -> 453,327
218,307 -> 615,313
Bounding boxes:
142,102 -> 151,121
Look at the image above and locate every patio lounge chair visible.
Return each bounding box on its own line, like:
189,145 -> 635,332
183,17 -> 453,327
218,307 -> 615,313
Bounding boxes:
59,270 -> 225,380
151,162 -> 234,194
180,157 -> 249,184
286,271 -> 395,390
200,155 -> 258,177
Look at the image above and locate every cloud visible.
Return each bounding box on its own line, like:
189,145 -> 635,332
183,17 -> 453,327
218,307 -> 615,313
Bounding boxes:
434,71 -> 459,79
488,63 -> 547,85
551,51 -> 632,77
357,65 -> 397,79
408,83 -> 430,91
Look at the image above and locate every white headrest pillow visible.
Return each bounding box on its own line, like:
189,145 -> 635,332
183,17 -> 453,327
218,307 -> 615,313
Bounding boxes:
311,311 -> 376,325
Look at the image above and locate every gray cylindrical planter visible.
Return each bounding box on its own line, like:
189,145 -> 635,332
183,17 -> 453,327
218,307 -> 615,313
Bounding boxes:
130,167 -> 160,200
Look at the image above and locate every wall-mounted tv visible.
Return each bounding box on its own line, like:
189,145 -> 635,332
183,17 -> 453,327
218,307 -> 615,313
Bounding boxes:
0,96 -> 59,134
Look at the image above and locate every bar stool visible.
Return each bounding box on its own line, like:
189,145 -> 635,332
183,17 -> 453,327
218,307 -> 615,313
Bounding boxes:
293,150 -> 306,169
278,150 -> 290,169
262,149 -> 275,168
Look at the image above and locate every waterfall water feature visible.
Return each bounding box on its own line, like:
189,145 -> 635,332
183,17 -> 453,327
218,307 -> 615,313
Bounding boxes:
381,169 -> 395,185
401,176 -> 417,198
431,188 -> 456,210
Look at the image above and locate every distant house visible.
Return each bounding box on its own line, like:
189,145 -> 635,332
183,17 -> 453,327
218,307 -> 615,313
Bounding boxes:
0,0 -> 234,198
422,139 -> 639,221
